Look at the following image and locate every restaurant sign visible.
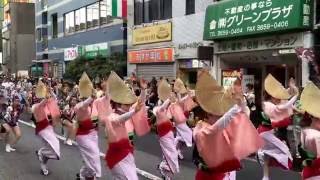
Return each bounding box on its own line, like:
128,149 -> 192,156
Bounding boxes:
216,33 -> 303,54
204,0 -> 313,40
128,48 -> 174,64
132,22 -> 172,45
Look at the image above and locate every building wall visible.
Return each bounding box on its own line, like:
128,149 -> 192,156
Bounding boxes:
3,2 -> 35,74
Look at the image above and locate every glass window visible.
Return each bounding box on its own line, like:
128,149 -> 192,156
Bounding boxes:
186,0 -> 195,15
134,0 -> 143,25
100,0 -> 112,25
75,7 -> 86,31
87,2 -> 99,28
65,11 -> 74,34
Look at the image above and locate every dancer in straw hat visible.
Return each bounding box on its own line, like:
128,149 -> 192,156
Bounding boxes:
103,71 -> 149,180
153,79 -> 180,180
172,78 -> 197,160
32,80 -> 61,176
257,74 -> 299,180
193,70 -> 263,180
298,82 -> 320,180
74,72 -> 101,180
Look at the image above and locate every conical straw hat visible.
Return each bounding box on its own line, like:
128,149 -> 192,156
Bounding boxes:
79,72 -> 93,98
195,70 -> 235,116
158,79 -> 172,101
264,74 -> 291,100
107,71 -> 137,104
35,80 -> 47,99
174,78 -> 187,94
300,82 -> 320,119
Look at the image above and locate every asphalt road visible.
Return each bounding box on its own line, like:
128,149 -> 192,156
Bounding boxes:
0,113 -> 301,180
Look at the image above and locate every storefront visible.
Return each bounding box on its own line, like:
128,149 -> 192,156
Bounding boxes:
204,0 -> 313,103
128,22 -> 175,80
128,47 -> 175,80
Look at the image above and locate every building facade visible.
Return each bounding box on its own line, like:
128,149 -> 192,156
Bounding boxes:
2,0 -> 35,77
127,0 -> 213,85
203,0 -> 314,104
35,0 -> 127,78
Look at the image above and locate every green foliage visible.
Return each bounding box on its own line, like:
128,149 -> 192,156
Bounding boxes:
63,53 -> 127,82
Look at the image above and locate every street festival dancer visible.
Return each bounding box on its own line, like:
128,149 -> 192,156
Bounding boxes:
172,78 -> 197,159
257,74 -> 298,180
104,71 -> 150,180
32,80 -> 61,176
153,79 -> 180,180
74,72 -> 101,180
2,95 -> 23,153
193,70 -> 263,180
299,82 -> 320,180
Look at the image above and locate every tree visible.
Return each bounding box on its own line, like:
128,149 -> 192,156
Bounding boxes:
63,53 -> 127,82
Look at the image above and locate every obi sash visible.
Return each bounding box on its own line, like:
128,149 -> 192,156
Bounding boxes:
195,169 -> 226,180
76,119 -> 96,136
105,138 -> 134,169
35,119 -> 50,135
157,121 -> 173,137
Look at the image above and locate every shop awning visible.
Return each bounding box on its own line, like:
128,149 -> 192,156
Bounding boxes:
203,0 -> 312,40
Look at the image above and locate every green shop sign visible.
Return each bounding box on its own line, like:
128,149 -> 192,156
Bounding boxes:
79,42 -> 109,59
204,0 -> 313,40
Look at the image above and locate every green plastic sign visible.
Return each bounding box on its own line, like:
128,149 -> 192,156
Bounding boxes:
204,0 -> 313,40
79,42 -> 109,59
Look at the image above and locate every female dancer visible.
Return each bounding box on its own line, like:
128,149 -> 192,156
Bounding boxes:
104,71 -> 149,180
193,70 -> 262,180
2,96 -> 22,152
299,82 -> 320,180
257,74 -> 298,180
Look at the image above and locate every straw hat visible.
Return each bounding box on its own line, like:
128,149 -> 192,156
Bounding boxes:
300,82 -> 320,119
158,79 -> 172,101
35,80 -> 47,99
79,72 -> 93,98
195,70 -> 235,116
264,74 -> 291,100
174,78 -> 187,94
107,71 -> 137,105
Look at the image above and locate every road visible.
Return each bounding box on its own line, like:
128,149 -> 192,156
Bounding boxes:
0,114 -> 301,180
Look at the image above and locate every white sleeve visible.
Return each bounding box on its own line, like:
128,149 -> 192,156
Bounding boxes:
78,97 -> 93,109
112,110 -> 135,123
159,99 -> 170,111
214,105 -> 241,130
277,95 -> 298,110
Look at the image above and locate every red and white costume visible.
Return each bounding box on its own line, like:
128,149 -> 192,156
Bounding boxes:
257,95 -> 298,171
74,97 -> 101,179
32,97 -> 60,174
193,102 -> 263,180
153,99 -> 179,178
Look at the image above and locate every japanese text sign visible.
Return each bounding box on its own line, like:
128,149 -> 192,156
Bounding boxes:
204,0 -> 313,40
128,48 -> 174,64
216,33 -> 303,53
132,22 -> 172,45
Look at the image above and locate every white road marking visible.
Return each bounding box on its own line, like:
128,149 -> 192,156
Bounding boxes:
18,120 -> 162,180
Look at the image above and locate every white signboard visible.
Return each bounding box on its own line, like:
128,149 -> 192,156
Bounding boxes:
64,47 -> 78,61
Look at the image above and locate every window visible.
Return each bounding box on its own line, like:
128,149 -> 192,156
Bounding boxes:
52,13 -> 58,38
75,7 -> 86,31
87,2 -> 99,28
36,28 -> 42,41
42,12 -> 48,24
186,0 -> 195,15
316,2 -> 320,24
160,0 -> 172,20
64,11 -> 74,34
134,0 -> 143,25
